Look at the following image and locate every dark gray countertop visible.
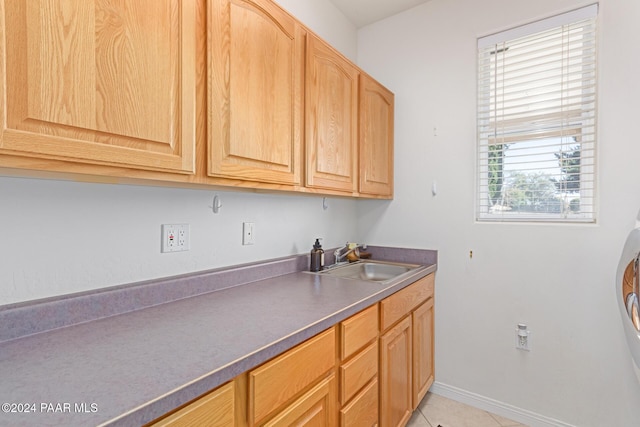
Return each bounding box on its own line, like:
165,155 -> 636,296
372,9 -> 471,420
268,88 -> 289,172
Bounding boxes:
0,247 -> 436,426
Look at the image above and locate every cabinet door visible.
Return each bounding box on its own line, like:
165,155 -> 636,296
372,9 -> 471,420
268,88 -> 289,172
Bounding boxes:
0,0 -> 196,174
305,34 -> 358,192
412,298 -> 434,409
208,0 -> 304,185
380,316 -> 412,427
263,374 -> 337,427
359,74 -> 394,197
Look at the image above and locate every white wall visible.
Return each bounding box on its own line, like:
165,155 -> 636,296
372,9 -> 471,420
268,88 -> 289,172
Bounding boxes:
274,0 -> 358,60
0,0 -> 359,305
357,0 -> 640,426
0,178 -> 357,304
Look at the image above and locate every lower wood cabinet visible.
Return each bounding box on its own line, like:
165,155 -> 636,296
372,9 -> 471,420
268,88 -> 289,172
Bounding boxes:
340,304 -> 379,361
379,273 -> 435,427
340,378 -> 378,427
339,341 -> 378,405
263,375 -> 336,427
412,297 -> 435,408
146,381 -> 234,427
148,273 -> 434,427
380,316 -> 412,427
338,304 -> 379,427
249,327 -> 336,426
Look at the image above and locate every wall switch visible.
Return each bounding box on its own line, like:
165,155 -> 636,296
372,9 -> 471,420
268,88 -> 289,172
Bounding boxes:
161,224 -> 190,253
243,222 -> 255,245
515,323 -> 531,351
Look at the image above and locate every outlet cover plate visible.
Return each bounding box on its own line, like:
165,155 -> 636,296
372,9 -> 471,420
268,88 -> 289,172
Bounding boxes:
161,224 -> 190,253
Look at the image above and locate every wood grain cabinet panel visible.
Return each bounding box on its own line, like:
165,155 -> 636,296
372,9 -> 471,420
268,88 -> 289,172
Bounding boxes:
381,274 -> 434,331
340,378 -> 378,427
208,0 -> 304,185
0,0 -> 196,173
250,327 -> 336,425
379,273 -> 435,426
379,316 -> 412,427
305,33 -> 358,192
338,304 -> 380,426
340,304 -> 378,360
147,381 -> 234,427
359,73 -> 394,197
0,0 -> 396,199
412,298 -> 434,409
263,374 -> 337,427
339,341 -> 378,405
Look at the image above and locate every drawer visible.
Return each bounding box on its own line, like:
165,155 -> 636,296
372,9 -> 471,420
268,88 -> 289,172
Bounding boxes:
340,378 -> 378,427
148,381 -> 234,427
249,327 -> 336,425
340,341 -> 378,405
381,273 -> 434,331
263,374 -> 336,427
340,304 -> 379,360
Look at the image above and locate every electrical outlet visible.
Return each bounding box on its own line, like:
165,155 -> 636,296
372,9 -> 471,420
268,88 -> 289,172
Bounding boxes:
242,222 -> 255,245
161,224 -> 190,253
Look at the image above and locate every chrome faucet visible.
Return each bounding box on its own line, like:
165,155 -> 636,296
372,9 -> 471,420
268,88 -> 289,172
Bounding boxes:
333,243 -> 367,265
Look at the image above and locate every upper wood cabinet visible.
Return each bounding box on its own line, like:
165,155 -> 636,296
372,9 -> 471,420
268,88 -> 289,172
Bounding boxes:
0,0 -> 394,198
208,0 -> 305,185
305,33 -> 358,193
0,0 -> 196,174
359,73 -> 394,197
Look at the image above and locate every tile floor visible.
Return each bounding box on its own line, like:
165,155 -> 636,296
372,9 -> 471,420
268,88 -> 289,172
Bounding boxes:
408,393 -> 527,427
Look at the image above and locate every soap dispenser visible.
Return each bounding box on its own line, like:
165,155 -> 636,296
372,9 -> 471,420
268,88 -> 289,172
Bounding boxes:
310,238 -> 325,272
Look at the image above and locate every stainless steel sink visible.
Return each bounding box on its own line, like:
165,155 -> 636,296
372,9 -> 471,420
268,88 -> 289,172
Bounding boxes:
318,260 -> 421,283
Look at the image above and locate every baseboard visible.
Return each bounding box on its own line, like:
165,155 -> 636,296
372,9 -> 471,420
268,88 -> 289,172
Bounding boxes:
430,382 -> 576,427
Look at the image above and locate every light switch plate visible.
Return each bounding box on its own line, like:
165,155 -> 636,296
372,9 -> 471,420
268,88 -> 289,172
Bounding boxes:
161,224 -> 190,253
242,222 -> 255,245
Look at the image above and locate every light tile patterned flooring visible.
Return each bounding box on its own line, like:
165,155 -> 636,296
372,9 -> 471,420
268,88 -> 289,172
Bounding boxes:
408,393 -> 527,427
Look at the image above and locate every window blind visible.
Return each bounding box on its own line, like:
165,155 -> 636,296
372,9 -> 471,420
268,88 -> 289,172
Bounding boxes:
476,4 -> 598,222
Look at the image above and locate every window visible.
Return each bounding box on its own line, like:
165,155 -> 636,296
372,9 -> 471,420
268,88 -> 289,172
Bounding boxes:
476,5 -> 598,222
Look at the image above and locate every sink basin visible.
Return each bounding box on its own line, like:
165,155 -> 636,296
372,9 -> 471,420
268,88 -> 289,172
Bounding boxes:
318,260 -> 421,283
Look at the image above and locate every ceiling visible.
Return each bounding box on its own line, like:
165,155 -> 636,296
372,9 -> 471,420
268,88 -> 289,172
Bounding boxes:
330,0 -> 432,28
